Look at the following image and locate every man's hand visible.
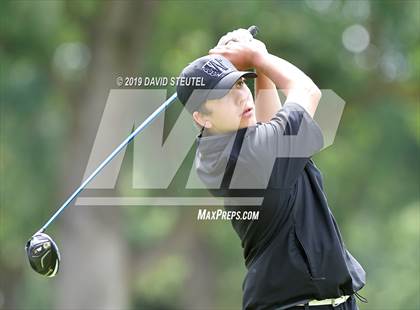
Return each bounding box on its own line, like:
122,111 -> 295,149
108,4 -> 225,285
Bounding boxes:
213,29 -> 321,118
210,29 -> 268,70
216,28 -> 254,46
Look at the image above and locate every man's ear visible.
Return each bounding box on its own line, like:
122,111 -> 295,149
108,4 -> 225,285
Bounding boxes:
192,111 -> 212,129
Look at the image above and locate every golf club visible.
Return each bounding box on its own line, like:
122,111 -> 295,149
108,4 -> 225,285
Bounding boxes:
26,25 -> 259,277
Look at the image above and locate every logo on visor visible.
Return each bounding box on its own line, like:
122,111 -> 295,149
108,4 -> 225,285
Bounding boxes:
202,58 -> 230,77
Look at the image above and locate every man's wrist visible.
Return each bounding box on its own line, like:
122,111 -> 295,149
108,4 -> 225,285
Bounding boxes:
252,50 -> 269,70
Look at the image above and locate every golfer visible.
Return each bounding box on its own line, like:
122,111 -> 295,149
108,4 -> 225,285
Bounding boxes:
177,29 -> 367,310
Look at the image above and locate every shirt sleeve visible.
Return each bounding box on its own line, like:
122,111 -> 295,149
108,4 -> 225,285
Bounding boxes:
229,102 -> 324,189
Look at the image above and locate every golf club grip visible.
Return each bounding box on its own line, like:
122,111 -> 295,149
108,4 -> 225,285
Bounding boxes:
247,25 -> 259,37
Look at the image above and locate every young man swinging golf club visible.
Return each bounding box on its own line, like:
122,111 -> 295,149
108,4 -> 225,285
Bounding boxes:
177,28 -> 367,310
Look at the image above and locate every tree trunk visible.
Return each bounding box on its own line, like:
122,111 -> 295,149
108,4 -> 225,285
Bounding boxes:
130,213 -> 217,309
56,1 -> 157,309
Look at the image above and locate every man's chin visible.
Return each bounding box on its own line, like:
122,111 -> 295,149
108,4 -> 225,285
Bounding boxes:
239,119 -> 257,129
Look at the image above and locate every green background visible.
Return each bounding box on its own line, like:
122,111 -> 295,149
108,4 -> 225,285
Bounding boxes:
1,1 -> 419,309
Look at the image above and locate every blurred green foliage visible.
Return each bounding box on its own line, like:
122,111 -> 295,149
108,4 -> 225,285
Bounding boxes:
1,1 -> 419,309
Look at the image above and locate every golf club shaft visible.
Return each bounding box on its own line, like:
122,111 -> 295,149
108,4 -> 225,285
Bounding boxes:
38,25 -> 258,233
39,93 -> 178,232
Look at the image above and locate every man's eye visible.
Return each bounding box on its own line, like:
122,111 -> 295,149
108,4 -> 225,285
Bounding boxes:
236,80 -> 244,87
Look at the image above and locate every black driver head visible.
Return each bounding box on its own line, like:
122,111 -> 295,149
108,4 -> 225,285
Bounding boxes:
26,232 -> 60,277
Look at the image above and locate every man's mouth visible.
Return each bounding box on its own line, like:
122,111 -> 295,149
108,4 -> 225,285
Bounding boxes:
241,107 -> 254,117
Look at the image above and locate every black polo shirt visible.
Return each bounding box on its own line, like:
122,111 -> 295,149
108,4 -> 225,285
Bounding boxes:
195,102 -> 366,310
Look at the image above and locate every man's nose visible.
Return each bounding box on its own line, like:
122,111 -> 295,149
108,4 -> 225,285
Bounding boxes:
233,90 -> 247,106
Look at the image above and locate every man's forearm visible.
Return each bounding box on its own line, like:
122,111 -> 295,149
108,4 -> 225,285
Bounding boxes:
253,53 -> 321,117
254,71 -> 282,122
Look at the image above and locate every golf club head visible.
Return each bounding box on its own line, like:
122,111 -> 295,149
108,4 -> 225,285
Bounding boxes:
26,232 -> 60,277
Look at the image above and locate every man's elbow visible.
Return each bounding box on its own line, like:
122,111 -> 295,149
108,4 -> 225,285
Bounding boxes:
307,85 -> 322,117
286,81 -> 322,118
308,85 -> 322,112
310,84 -> 322,103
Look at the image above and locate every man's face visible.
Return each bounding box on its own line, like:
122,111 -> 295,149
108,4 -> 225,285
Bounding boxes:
197,78 -> 256,134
